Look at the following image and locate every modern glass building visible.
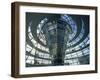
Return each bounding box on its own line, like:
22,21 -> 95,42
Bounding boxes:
25,13 -> 90,67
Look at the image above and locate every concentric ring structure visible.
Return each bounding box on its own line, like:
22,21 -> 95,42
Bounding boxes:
26,13 -> 90,67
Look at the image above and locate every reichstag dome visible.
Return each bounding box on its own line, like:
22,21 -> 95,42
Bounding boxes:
25,13 -> 90,67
